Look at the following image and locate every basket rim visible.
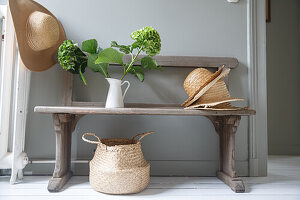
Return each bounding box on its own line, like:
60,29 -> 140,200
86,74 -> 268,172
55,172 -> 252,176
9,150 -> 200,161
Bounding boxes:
96,138 -> 141,149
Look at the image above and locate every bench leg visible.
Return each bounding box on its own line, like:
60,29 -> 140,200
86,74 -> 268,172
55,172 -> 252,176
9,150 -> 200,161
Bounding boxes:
48,114 -> 82,192
207,115 -> 245,193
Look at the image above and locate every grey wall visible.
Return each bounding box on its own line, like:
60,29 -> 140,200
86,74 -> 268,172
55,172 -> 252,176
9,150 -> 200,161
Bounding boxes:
24,0 -> 250,176
267,0 -> 300,155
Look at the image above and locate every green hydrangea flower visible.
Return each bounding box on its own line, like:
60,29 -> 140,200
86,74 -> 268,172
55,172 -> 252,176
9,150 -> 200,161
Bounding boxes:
58,40 -> 88,85
130,27 -> 161,56
58,40 -> 86,72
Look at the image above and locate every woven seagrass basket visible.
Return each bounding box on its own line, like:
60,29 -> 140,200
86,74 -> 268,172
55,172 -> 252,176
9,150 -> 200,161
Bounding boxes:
82,131 -> 153,194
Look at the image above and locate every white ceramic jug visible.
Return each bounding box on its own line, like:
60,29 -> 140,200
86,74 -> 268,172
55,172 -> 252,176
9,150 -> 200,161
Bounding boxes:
105,78 -> 130,108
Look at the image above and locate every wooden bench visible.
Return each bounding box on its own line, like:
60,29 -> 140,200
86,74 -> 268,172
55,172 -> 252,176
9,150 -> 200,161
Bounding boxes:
34,56 -> 255,193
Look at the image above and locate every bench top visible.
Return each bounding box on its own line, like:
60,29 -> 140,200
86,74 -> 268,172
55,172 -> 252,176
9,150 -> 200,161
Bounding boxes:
34,103 -> 255,116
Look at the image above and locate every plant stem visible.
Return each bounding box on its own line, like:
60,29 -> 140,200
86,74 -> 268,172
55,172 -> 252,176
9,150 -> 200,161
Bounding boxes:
79,65 -> 87,85
133,58 -> 142,63
130,53 -> 134,61
99,66 -> 110,78
121,48 -> 141,80
122,64 -> 126,75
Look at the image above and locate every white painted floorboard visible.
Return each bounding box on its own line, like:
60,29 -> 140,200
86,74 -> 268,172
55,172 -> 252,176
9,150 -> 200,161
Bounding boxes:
0,156 -> 300,200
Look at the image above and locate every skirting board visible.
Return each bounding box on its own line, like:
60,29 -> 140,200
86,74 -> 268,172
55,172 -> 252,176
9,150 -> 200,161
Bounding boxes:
21,160 -> 249,177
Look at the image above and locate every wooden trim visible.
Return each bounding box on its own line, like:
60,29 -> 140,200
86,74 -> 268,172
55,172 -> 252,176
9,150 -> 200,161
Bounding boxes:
0,6 -> 6,158
0,6 -> 31,184
10,58 -> 31,184
247,0 -> 258,174
0,6 -> 16,157
247,0 -> 268,176
0,8 -> 4,72
115,55 -> 239,69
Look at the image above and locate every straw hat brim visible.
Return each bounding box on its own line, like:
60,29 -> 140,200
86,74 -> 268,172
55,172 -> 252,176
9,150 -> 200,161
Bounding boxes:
187,98 -> 245,109
8,0 -> 66,72
186,102 -> 249,111
187,106 -> 249,111
187,77 -> 245,108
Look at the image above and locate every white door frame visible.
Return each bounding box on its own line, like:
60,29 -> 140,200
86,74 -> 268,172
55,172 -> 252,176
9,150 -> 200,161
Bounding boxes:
0,5 -> 30,183
247,0 -> 268,176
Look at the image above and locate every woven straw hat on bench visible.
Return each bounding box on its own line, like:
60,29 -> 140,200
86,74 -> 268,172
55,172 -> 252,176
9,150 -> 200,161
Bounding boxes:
82,131 -> 153,194
182,66 -> 246,110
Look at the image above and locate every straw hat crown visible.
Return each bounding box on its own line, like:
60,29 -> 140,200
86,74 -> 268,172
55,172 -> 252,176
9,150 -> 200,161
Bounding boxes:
184,68 -> 215,96
26,11 -> 60,51
9,0 -> 66,72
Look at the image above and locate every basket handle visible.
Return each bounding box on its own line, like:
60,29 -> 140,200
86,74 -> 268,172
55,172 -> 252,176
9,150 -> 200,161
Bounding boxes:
132,131 -> 154,141
82,133 -> 101,144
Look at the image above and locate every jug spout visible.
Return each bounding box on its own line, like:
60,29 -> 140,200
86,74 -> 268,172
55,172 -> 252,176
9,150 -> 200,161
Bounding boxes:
106,78 -> 120,85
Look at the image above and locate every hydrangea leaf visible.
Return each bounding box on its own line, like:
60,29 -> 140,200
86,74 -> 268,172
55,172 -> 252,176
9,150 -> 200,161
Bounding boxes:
95,48 -> 123,65
129,66 -> 144,82
82,39 -> 98,54
141,56 -> 159,70
88,54 -> 109,77
111,41 -> 131,54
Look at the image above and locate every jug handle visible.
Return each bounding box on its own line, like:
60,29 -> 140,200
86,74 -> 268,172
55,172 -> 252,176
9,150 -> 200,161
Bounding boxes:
121,81 -> 130,100
132,131 -> 154,141
82,133 -> 101,144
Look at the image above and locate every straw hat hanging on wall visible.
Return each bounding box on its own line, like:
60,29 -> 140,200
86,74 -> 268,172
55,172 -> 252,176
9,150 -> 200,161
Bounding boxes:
182,66 -> 247,110
8,0 -> 66,72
